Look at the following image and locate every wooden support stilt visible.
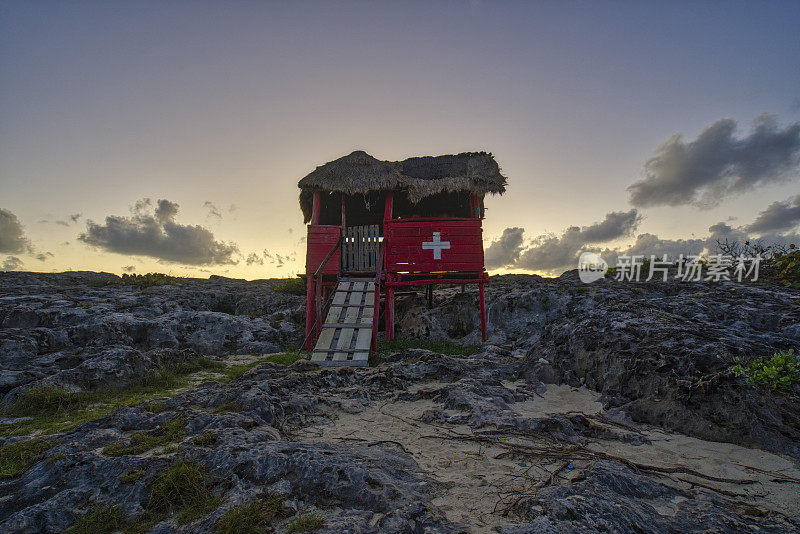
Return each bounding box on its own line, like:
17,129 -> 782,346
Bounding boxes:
304,276 -> 315,349
385,274 -> 395,341
479,280 -> 487,342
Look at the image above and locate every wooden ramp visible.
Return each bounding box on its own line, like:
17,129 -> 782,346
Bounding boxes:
311,277 -> 375,367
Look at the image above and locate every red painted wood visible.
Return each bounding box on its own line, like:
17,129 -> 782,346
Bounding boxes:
384,218 -> 484,273
305,276 -> 315,349
384,192 -> 393,221
479,280 -> 487,341
305,225 -> 341,275
311,191 -> 321,225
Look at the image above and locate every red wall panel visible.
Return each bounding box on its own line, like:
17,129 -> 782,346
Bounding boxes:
306,225 -> 341,275
385,218 -> 484,273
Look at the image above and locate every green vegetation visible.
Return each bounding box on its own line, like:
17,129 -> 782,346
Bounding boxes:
65,505 -> 125,534
214,495 -> 285,534
145,401 -> 169,413
0,357 -> 224,438
286,513 -> 324,533
46,453 -> 67,464
378,337 -> 479,357
770,249 -> 800,289
120,273 -> 185,288
219,352 -> 309,382
274,276 -> 305,295
120,467 -> 147,483
147,459 -> 222,525
103,418 -> 186,456
192,430 -> 219,447
732,350 -> 800,392
0,438 -> 53,479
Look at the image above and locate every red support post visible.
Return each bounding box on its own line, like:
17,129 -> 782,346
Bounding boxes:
304,275 -> 315,349
385,274 -> 395,340
314,277 -> 323,339
384,192 -> 394,221
311,191 -> 321,225
479,279 -> 487,342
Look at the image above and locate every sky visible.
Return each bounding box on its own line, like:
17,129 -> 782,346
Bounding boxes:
1,1 -> 799,278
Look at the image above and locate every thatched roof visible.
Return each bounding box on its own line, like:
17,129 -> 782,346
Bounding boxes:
298,151 -> 507,220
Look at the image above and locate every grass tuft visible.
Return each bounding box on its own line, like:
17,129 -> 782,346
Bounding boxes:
192,430 -> 219,447
65,504 -> 125,534
0,438 -> 53,479
214,495 -> 285,534
286,513 -> 324,533
120,467 -> 147,484
103,418 -> 186,456
147,459 -> 221,524
378,338 -> 479,357
0,357 -> 224,438
2,386 -> 94,417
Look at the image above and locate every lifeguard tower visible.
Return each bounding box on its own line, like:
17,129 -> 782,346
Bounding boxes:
299,151 -> 506,366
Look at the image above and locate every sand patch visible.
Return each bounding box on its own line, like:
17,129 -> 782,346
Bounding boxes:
297,383 -> 800,532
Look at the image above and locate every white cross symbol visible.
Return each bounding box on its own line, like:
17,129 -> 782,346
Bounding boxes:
422,232 -> 450,260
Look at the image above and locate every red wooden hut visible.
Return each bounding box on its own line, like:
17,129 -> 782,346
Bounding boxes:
299,151 -> 506,366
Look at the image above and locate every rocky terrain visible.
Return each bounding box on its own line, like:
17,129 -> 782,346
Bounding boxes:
1,271 -> 799,533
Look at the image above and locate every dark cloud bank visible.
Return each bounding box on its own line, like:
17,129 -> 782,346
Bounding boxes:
628,114 -> 800,208
0,208 -> 33,254
79,199 -> 239,265
487,205 -> 800,275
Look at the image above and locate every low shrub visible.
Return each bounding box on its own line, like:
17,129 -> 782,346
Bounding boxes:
732,350 -> 799,392
274,277 -> 305,295
119,273 -> 185,288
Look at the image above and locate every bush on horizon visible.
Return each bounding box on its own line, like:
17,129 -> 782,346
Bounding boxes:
274,276 -> 305,295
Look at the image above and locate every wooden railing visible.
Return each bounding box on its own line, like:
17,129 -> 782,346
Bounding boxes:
342,224 -> 381,272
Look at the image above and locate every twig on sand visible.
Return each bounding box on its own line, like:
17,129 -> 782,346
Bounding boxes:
378,402 -> 420,428
329,436 -> 413,455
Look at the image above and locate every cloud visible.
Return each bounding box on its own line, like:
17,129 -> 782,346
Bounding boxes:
53,213 -> 82,226
246,252 -> 264,266
2,256 -> 23,271
79,198 -> 240,265
261,250 -> 296,269
35,252 -> 54,262
0,208 -> 33,253
485,227 -> 524,269
122,265 -> 136,272
745,195 -> 800,234
628,114 -> 800,208
204,201 -> 222,220
513,210 -> 641,273
499,202 -> 799,275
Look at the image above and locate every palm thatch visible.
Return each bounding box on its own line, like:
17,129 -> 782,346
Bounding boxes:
298,150 -> 506,221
